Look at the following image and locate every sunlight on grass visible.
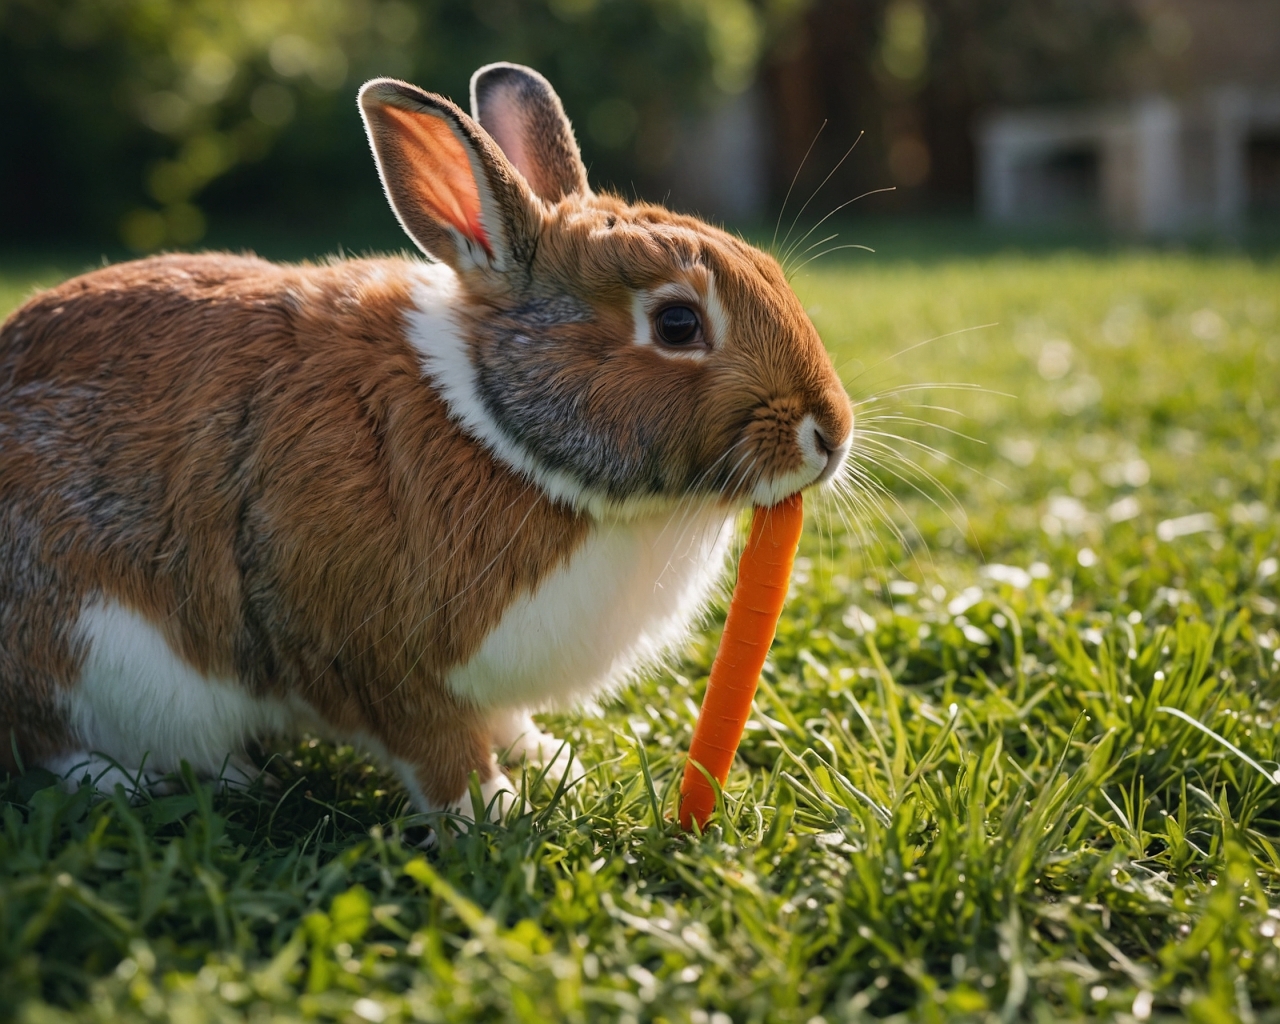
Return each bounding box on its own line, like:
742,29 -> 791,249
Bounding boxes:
2,250 -> 1279,1022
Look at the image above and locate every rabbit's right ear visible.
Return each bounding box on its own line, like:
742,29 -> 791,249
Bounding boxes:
470,63 -> 590,203
359,78 -> 539,276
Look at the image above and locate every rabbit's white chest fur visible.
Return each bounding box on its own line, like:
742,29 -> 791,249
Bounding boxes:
446,506 -> 733,709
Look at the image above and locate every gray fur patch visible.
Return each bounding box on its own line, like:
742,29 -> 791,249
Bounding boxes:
507,295 -> 592,328
473,312 -> 677,500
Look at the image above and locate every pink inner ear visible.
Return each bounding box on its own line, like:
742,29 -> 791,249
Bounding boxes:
380,105 -> 493,258
481,102 -> 531,187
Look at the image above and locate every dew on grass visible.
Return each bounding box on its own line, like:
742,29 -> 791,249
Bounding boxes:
982,564 -> 1032,588
1037,339 -> 1073,380
1157,513 -> 1217,541
1108,495 -> 1141,522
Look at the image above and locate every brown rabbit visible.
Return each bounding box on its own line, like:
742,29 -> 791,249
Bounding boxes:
0,63 -> 852,818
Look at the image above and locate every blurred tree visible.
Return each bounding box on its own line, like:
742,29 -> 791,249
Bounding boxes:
765,0 -> 1147,215
0,0 -> 804,250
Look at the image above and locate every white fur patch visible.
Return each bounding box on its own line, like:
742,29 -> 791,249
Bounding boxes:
701,272 -> 729,351
55,598 -> 536,820
46,749 -> 261,798
445,504 -> 733,710
491,709 -> 574,782
44,750 -> 164,797
57,600 -> 311,780
448,769 -> 518,821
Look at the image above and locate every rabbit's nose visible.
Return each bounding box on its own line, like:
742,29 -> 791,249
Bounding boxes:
813,390 -> 853,453
813,425 -> 851,485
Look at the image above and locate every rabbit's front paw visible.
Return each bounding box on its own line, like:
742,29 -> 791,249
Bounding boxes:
442,768 -> 518,823
493,711 -> 573,782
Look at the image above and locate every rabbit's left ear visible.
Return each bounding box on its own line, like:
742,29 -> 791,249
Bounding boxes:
359,78 -> 539,275
471,63 -> 590,203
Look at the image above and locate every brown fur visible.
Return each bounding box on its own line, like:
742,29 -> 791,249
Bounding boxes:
0,255 -> 586,800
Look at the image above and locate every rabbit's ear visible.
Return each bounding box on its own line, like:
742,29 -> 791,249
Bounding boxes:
359,78 -> 539,274
470,63 -> 590,203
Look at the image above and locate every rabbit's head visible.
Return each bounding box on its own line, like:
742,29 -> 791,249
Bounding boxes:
360,64 -> 852,518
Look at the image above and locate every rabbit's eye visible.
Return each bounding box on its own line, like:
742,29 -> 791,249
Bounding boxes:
655,305 -> 700,346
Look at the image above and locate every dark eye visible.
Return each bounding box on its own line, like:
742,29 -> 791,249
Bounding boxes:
655,305 -> 700,346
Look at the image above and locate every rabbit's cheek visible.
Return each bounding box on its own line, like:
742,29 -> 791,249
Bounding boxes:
405,264 -> 673,511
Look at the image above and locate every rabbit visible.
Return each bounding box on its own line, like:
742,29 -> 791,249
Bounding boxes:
0,62 -> 853,821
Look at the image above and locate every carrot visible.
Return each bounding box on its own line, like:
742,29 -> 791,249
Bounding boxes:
679,492 -> 804,830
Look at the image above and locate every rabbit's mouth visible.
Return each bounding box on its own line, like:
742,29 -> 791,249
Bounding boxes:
732,402 -> 852,507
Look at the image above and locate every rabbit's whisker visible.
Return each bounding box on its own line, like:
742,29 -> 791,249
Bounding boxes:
773,184 -> 896,271
779,186 -> 894,272
788,244 -> 877,276
778,131 -> 864,262
772,120 -> 828,252
857,381 -> 1004,400
850,440 -> 974,551
855,427 -> 1005,493
836,456 -> 938,577
788,233 -> 840,268
856,414 -> 987,447
845,325 -> 1000,386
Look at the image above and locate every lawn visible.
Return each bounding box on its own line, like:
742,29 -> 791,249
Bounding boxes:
2,246 -> 1279,1023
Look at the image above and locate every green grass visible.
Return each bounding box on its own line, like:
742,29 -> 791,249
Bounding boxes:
3,248 -> 1280,1023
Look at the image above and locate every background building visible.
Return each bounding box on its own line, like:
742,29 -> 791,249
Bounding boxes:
977,89 -> 1280,237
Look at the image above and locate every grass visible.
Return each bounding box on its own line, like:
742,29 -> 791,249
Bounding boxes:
2,245 -> 1280,1023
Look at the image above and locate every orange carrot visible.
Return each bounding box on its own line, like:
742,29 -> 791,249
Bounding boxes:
679,492 -> 804,830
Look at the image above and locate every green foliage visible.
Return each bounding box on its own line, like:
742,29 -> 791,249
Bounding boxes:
896,0 -> 1146,104
2,249 -> 1279,1021
0,0 -> 801,249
